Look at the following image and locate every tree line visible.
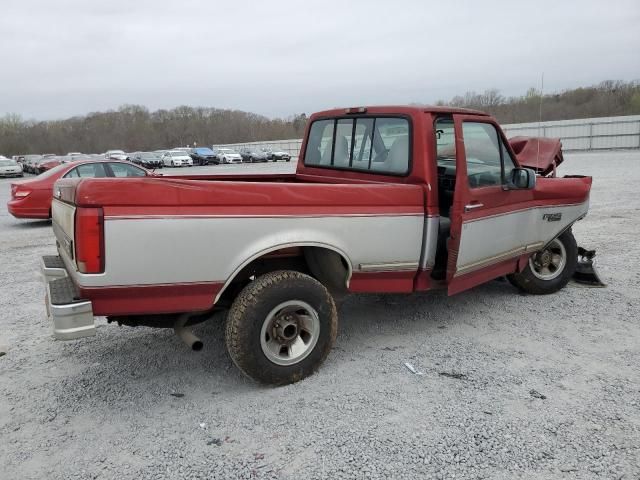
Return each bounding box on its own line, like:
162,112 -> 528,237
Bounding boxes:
1,80 -> 639,156
436,79 -> 640,124
0,106 -> 309,156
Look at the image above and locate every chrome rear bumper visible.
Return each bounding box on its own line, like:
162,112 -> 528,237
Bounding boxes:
41,255 -> 95,340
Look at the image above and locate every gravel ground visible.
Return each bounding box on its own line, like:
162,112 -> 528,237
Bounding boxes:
1,152 -> 639,480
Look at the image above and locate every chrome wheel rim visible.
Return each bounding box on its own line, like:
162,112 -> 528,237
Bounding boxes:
260,300 -> 320,366
529,239 -> 566,281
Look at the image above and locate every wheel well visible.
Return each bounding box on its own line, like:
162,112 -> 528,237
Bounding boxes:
215,246 -> 351,307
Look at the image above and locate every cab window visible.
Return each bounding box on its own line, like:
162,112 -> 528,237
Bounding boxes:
305,116 -> 410,175
64,163 -> 108,178
462,122 -> 504,188
108,162 -> 147,177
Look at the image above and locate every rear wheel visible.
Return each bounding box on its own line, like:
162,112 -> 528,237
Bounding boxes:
507,230 -> 577,294
225,270 -> 337,385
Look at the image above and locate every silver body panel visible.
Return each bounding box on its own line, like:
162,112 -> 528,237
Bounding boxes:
53,211 -> 425,289
456,200 -> 589,275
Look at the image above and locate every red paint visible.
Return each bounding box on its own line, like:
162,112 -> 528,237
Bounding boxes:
80,282 -> 223,316
39,159 -> 65,173
7,186 -> 53,219
349,271 -> 416,293
447,254 -> 529,296
60,177 -> 426,216
413,269 -> 433,292
509,137 -> 564,176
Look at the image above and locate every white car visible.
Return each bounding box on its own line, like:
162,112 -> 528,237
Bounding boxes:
0,158 -> 24,177
216,148 -> 243,164
162,150 -> 193,167
105,150 -> 128,161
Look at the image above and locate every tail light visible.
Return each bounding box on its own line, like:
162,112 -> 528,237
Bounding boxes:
11,185 -> 31,199
75,207 -> 104,273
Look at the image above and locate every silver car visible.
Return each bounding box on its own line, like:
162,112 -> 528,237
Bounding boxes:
0,158 -> 24,177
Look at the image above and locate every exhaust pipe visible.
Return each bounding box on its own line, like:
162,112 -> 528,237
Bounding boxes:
174,314 -> 203,351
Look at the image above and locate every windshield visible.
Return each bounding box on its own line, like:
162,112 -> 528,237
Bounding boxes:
0,160 -> 18,166
140,153 -> 158,159
109,150 -> 125,154
169,151 -> 187,156
195,148 -> 214,154
219,149 -> 236,154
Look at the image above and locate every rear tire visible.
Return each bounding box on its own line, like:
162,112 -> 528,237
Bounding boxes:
225,270 -> 337,385
507,230 -> 577,295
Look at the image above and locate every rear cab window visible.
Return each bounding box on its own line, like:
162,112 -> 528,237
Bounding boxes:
304,116 -> 410,175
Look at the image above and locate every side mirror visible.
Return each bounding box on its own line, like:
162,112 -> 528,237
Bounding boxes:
510,167 -> 536,189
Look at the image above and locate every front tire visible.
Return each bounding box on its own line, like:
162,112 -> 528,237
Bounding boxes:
507,230 -> 577,295
225,270 -> 338,385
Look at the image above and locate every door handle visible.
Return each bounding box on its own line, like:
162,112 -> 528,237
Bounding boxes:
464,203 -> 484,212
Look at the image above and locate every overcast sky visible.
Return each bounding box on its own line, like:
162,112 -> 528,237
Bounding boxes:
1,0 -> 639,120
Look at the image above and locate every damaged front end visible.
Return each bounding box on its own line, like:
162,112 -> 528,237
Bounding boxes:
509,136 -> 564,177
509,136 -> 605,287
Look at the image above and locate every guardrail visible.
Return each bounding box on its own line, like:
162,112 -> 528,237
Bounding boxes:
215,115 -> 640,155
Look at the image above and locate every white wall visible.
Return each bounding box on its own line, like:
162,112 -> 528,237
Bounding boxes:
502,115 -> 640,151
215,114 -> 640,156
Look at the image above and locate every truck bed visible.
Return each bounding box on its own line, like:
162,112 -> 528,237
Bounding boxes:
52,175 -> 428,316
59,175 -> 425,214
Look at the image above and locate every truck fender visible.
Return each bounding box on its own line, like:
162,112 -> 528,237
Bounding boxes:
214,242 -> 353,304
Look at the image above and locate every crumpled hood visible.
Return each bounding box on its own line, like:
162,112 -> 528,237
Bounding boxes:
508,136 -> 564,177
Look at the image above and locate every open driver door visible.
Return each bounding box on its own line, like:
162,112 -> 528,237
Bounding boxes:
445,114 -> 537,295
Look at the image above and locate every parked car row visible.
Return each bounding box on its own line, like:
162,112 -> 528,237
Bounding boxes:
5,145 -> 293,176
21,153 -> 106,174
128,147 -> 290,167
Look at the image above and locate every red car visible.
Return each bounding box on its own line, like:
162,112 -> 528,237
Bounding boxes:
37,156 -> 69,174
8,160 -> 151,219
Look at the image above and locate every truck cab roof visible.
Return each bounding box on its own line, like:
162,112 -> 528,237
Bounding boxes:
312,105 -> 489,118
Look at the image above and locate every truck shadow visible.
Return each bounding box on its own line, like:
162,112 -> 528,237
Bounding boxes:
12,220 -> 52,229
47,279 -> 523,413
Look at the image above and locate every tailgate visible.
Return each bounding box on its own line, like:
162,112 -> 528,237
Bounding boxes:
52,197 -> 76,264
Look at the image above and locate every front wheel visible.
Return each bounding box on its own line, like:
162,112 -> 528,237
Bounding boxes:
507,230 -> 577,295
225,270 -> 338,385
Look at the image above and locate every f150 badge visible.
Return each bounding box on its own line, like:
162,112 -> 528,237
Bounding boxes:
543,213 -> 562,222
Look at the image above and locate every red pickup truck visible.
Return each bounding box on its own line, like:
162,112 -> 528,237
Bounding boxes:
42,106 -> 594,385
